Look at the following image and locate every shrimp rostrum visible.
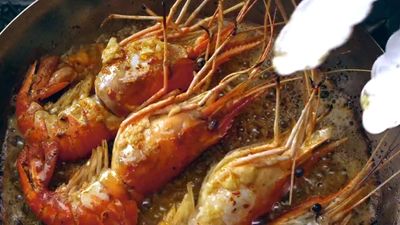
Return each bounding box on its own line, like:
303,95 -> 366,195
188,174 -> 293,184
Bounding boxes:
160,76 -> 345,225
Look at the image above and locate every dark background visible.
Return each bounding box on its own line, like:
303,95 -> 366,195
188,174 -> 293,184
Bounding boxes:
0,0 -> 400,48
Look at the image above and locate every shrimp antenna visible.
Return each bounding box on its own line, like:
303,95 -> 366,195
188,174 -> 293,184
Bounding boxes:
162,0 -> 167,22
175,0 -> 192,24
166,0 -> 184,25
142,4 -> 159,17
100,15 -> 162,27
199,25 -> 211,37
339,155 -> 400,219
352,166 -> 400,212
274,0 -> 288,23
360,132 -> 391,184
308,76 -> 315,89
140,0 -> 170,108
324,68 -> 371,75
273,75 -> 281,145
325,130 -> 400,221
288,87 -> 319,205
206,0 -> 224,89
199,25 -> 212,60
315,76 -> 326,89
362,131 -> 400,184
100,3 -> 162,28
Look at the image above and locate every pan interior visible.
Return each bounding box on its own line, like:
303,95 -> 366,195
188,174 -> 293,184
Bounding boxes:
0,0 -> 397,224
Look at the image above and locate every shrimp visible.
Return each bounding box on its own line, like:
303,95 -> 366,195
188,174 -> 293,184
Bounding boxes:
110,7 -> 282,196
160,77 -> 344,225
96,0 -> 265,116
17,142 -> 138,225
16,53 -> 121,186
110,72 -> 289,199
269,133 -> 400,225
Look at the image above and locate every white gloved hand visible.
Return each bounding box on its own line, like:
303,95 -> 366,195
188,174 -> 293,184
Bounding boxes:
272,0 -> 376,75
361,30 -> 400,134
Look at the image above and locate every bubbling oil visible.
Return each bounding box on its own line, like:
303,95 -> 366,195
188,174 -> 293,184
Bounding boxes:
1,21 -> 376,225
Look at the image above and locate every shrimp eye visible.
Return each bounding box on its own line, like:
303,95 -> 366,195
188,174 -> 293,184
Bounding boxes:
196,57 -> 206,71
294,167 -> 304,177
311,203 -> 322,214
208,119 -> 219,131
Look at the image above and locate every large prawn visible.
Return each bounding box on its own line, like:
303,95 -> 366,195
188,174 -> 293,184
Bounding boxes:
110,1 -> 282,198
159,76 -> 346,225
96,0 -> 265,116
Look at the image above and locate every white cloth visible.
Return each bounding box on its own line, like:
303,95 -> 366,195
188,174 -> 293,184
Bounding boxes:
361,30 -> 400,134
272,0 -> 376,75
